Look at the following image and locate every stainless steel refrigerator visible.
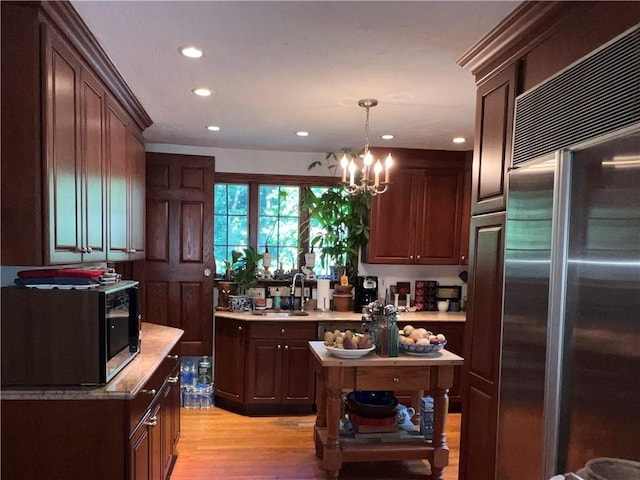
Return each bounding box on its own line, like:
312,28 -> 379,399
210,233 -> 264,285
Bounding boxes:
497,128 -> 640,479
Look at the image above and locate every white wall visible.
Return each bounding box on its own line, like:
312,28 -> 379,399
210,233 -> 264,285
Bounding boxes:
146,143 -> 337,177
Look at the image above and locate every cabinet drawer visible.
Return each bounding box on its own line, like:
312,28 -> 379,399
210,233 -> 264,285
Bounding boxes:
355,366 -> 430,391
250,322 -> 316,340
129,354 -> 179,433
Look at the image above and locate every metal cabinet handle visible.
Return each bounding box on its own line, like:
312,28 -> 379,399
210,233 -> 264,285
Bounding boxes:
144,416 -> 157,427
281,329 -> 285,334
416,254 -> 421,259
238,326 -> 243,331
204,268 -> 212,277
167,376 -> 179,383
86,247 -> 92,253
167,354 -> 179,359
277,345 -> 282,350
409,255 -> 413,260
284,345 -> 289,350
461,255 -> 466,262
393,377 -> 400,383
142,389 -> 156,396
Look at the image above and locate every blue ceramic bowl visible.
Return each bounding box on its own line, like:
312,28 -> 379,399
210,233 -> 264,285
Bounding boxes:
346,391 -> 398,418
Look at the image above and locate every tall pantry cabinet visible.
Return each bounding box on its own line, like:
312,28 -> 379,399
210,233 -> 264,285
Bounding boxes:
1,1 -> 151,266
457,2 -> 640,479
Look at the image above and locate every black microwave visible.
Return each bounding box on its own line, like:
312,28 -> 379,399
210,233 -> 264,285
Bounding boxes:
1,281 -> 140,386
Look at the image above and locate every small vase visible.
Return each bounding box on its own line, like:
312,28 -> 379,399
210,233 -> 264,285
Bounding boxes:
229,295 -> 253,312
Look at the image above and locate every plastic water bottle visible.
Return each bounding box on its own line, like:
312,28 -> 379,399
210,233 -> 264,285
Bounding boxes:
197,356 -> 212,385
181,360 -> 195,388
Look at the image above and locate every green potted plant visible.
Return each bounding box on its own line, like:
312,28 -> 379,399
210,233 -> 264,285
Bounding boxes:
302,186 -> 371,284
228,246 -> 263,312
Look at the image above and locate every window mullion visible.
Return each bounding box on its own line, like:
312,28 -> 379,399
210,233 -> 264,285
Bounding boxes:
248,180 -> 260,250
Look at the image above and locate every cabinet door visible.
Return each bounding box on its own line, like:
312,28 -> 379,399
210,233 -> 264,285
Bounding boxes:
459,154 -> 472,265
162,368 -> 180,479
281,338 -> 315,404
471,64 -> 517,215
245,339 -> 281,404
44,26 -> 83,264
214,319 -> 246,402
106,99 -> 130,260
130,421 -> 151,480
128,129 -> 146,259
366,169 -> 420,263
459,212 -> 505,480
80,67 -> 107,261
415,169 -> 464,264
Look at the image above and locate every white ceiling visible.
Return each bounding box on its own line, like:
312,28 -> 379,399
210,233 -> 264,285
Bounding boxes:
71,1 -> 520,153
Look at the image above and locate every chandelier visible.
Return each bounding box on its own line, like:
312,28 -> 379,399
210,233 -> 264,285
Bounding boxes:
340,99 -> 393,196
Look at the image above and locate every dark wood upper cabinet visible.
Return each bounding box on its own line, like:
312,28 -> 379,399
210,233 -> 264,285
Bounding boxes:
470,63 -> 517,215
364,148 -> 471,265
106,100 -> 146,261
0,1 -> 151,266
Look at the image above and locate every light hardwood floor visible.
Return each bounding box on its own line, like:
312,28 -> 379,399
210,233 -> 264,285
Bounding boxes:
171,407 -> 460,479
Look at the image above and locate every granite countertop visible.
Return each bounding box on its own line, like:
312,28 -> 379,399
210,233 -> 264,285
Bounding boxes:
308,341 -> 464,367
0,323 -> 184,401
215,310 -> 466,323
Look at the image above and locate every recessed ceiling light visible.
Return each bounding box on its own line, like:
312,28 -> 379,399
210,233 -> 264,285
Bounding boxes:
206,125 -> 220,131
381,134 -> 395,140
179,46 -> 203,58
452,137 -> 466,144
296,131 -> 310,137
192,88 -> 212,97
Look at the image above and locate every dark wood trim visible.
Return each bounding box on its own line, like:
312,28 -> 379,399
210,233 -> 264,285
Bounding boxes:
458,1 -> 640,86
26,0 -> 153,130
214,172 -> 338,187
457,1 -> 570,82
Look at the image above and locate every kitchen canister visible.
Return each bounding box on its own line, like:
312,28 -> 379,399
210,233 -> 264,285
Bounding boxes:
366,301 -> 399,357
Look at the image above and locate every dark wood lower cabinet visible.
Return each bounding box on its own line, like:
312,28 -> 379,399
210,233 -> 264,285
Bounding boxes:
1,355 -> 181,480
458,212 -> 506,480
215,318 -> 316,415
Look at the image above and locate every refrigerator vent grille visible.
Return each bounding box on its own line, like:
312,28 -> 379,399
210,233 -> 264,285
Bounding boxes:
512,26 -> 639,165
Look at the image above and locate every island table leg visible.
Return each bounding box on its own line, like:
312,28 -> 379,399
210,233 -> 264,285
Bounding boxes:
322,367 -> 344,477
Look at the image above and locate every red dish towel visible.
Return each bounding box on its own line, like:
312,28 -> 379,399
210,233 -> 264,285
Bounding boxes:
17,268 -> 106,280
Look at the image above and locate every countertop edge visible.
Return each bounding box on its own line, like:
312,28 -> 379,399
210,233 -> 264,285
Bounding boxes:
215,311 -> 466,323
308,341 -> 464,367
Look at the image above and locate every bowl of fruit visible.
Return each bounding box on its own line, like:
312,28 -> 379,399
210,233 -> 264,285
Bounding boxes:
398,325 -> 447,355
323,329 -> 375,359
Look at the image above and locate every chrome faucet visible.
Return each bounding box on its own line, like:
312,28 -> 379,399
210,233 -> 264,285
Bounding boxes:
290,272 -> 306,311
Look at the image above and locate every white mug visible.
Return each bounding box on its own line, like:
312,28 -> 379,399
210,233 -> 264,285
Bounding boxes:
437,300 -> 450,312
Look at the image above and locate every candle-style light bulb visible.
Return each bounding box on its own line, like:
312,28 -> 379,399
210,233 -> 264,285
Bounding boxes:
363,151 -> 373,182
374,160 -> 382,186
348,160 -> 356,186
384,154 -> 393,183
340,154 -> 349,183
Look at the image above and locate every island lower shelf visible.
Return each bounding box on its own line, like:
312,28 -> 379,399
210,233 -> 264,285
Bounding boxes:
315,428 -> 436,462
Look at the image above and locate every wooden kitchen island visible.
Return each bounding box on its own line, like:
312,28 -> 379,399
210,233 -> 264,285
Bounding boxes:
308,341 -> 463,479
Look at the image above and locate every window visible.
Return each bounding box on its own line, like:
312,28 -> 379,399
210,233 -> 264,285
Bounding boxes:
214,183 -> 249,274
257,185 -> 299,272
213,173 -> 336,276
